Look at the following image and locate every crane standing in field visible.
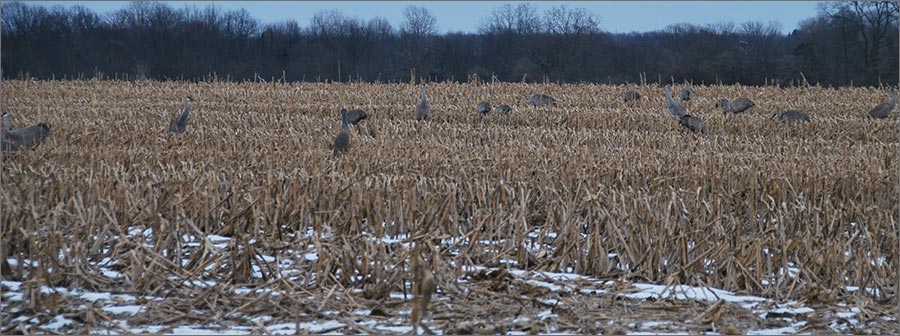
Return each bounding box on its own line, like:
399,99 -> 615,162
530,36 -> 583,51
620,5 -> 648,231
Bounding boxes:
623,90 -> 641,104
476,101 -> 491,118
717,97 -> 756,115
2,112 -> 51,152
665,84 -> 688,119
347,108 -> 368,134
772,110 -> 811,122
333,108 -> 350,156
680,87 -> 692,101
679,115 -> 708,135
523,94 -> 557,107
415,84 -> 430,121
168,96 -> 193,134
665,84 -> 707,135
495,104 -> 512,114
868,88 -> 897,119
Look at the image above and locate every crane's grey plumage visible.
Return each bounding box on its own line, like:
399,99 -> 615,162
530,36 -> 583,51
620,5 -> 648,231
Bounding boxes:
2,112 -> 50,152
415,84 -> 429,121
168,96 -> 193,134
868,88 -> 897,119
476,101 -> 491,118
680,87 -> 692,101
772,110 -> 811,123
623,90 -> 641,103
665,85 -> 687,119
333,108 -> 350,156
717,97 -> 756,115
679,115 -> 708,135
523,94 -> 556,107
495,104 -> 512,114
347,108 -> 368,134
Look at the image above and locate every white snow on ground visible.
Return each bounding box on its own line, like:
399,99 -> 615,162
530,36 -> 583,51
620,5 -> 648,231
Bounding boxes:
746,321 -> 807,335
44,315 -> 74,330
622,283 -> 768,306
0,266 -> 879,335
1,227 -> 890,335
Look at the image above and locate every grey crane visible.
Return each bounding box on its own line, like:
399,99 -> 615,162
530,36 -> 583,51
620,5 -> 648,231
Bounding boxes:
680,87 -> 692,101
868,88 -> 897,119
717,97 -> 756,115
495,104 -> 512,114
663,86 -> 706,135
623,90 -> 641,103
168,96 -> 193,134
347,108 -> 368,134
2,112 -> 51,152
333,108 -> 350,156
415,84 -> 429,121
665,84 -> 687,119
523,94 -> 556,107
772,110 -> 811,123
679,115 -> 708,135
476,101 -> 492,118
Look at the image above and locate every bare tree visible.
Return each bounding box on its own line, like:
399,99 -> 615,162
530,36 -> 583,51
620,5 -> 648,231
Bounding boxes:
707,21 -> 737,35
400,6 -> 437,37
740,20 -> 781,40
309,9 -> 363,38
479,3 -> 541,35
367,17 -> 395,39
820,1 -> 899,82
543,5 -> 600,36
220,8 -> 258,39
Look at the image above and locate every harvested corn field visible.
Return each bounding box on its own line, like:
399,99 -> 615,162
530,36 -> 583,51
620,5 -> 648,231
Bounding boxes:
1,79 -> 899,334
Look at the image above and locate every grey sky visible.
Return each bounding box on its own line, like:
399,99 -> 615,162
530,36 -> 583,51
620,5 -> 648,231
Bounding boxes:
38,1 -> 821,34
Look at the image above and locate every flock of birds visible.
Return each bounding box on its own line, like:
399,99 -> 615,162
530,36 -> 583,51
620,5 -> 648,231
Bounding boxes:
0,84 -> 896,155
339,83 -> 896,155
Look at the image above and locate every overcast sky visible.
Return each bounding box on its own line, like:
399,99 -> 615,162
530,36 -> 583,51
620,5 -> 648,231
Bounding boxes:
38,1 -> 821,34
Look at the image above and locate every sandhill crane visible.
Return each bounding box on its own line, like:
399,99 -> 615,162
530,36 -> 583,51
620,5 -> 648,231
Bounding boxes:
495,104 -> 512,114
772,110 -> 811,123
680,87 -> 692,101
868,88 -> 897,119
333,108 -> 350,156
523,94 -> 556,107
2,112 -> 50,152
476,101 -> 491,118
168,96 -> 193,134
623,90 -> 641,103
679,115 -> 708,135
663,86 -> 706,135
415,84 -> 429,121
347,108 -> 368,134
665,84 -> 687,119
717,97 -> 756,115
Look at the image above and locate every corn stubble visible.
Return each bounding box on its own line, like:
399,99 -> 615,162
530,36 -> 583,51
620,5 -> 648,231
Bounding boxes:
0,80 -> 897,326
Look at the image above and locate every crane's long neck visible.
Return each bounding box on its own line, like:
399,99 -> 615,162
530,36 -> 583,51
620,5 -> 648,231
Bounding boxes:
420,85 -> 427,103
889,89 -> 897,107
341,110 -> 349,130
2,114 -> 10,133
178,98 -> 191,122
2,114 -> 20,141
665,86 -> 675,104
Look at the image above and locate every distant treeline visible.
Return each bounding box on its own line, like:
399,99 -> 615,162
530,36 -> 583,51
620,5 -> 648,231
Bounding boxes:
2,1 -> 897,86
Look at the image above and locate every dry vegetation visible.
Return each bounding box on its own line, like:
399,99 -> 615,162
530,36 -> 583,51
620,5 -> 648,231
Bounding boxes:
1,79 -> 898,333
